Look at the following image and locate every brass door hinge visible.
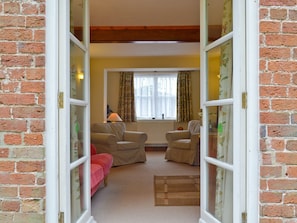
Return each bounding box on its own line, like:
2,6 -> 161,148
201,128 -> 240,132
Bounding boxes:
58,92 -> 64,109
58,212 -> 64,223
242,212 -> 247,223
242,92 -> 247,109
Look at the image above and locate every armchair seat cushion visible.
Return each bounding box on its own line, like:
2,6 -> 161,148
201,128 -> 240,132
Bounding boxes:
91,153 -> 113,176
171,139 -> 191,149
117,141 -> 139,150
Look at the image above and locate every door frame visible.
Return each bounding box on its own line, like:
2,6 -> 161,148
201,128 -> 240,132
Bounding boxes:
45,0 -> 259,222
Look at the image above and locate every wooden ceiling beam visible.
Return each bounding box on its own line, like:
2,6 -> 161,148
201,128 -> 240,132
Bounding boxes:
73,25 -> 222,43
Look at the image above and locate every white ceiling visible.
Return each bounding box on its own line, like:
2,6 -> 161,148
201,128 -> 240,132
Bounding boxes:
85,0 -> 223,58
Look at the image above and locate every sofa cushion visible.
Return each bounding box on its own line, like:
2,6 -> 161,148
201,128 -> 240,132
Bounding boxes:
90,164 -> 104,196
91,153 -> 113,176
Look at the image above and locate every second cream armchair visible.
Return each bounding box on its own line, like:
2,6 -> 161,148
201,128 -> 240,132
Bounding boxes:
91,122 -> 147,166
165,120 -> 201,165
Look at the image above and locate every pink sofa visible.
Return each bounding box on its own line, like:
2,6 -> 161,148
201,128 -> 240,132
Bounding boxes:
90,144 -> 113,197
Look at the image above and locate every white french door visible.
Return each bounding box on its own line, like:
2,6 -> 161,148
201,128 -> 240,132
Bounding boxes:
199,0 -> 246,222
58,0 -> 93,222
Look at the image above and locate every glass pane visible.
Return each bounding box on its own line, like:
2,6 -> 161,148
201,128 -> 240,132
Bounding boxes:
207,163 -> 233,222
207,39 -> 233,101
207,105 -> 233,165
207,0 -> 232,42
71,164 -> 86,222
70,41 -> 85,100
70,105 -> 85,162
70,0 -> 84,42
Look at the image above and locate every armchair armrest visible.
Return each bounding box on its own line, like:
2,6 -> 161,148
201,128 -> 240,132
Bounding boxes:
123,131 -> 148,143
166,130 -> 191,142
190,133 -> 200,144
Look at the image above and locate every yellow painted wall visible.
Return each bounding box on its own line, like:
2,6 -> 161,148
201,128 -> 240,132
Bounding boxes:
90,55 -> 220,124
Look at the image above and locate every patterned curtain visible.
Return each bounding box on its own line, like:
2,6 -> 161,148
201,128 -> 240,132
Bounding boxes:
177,71 -> 193,122
215,0 -> 233,221
118,72 -> 136,122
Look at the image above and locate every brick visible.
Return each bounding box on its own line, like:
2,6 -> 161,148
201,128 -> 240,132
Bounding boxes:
0,107 -> 10,118
260,72 -> 272,84
284,192 -> 297,204
18,42 -> 45,54
1,81 -> 20,92
0,15 -> 25,27
0,161 -> 15,172
0,28 -> 33,41
26,16 -> 45,28
35,55 -> 45,67
24,133 -> 43,145
1,55 -> 33,67
260,21 -> 281,33
260,8 -> 269,20
0,214 -> 14,222
22,3 -> 39,15
276,152 -> 297,164
21,81 -> 45,93
287,140 -> 297,151
270,9 -> 287,20
0,93 -> 36,105
261,166 -> 283,178
266,34 -> 297,47
20,186 -> 45,198
292,113 -> 297,124
286,166 -> 297,177
260,191 -> 282,203
260,112 -> 289,124
4,3 -> 20,14
17,161 -> 45,172
0,148 -> 9,158
26,68 -> 45,80
260,0 -> 297,6
262,153 -> 273,165
12,107 -> 45,118
12,147 -> 44,159
14,213 -> 45,223
261,204 -> 295,217
273,72 -> 291,85
268,126 -> 297,137
260,86 -> 287,97
0,173 -> 35,185
288,87 -> 297,97
283,22 -> 297,34
289,9 -> 297,20
268,61 -> 297,72
34,30 -> 45,42
271,139 -> 285,151
260,219 -> 282,223
0,120 -> 27,132
22,199 -> 43,213
260,47 -> 290,59
30,120 -> 45,132
0,187 -> 18,198
1,200 -> 20,212
293,73 -> 297,84
271,99 -> 297,110
260,99 -> 270,110
9,68 -> 26,80
0,42 -> 17,54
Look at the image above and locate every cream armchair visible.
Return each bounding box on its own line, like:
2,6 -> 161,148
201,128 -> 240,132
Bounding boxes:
91,122 -> 147,166
165,120 -> 200,165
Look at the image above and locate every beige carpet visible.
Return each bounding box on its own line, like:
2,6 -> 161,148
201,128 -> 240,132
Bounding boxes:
154,175 -> 200,206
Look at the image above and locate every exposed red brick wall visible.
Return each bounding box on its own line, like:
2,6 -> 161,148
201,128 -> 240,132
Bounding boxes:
259,0 -> 297,222
0,1 -> 45,222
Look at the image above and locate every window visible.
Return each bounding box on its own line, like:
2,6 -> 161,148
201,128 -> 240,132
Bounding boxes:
134,72 -> 177,120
